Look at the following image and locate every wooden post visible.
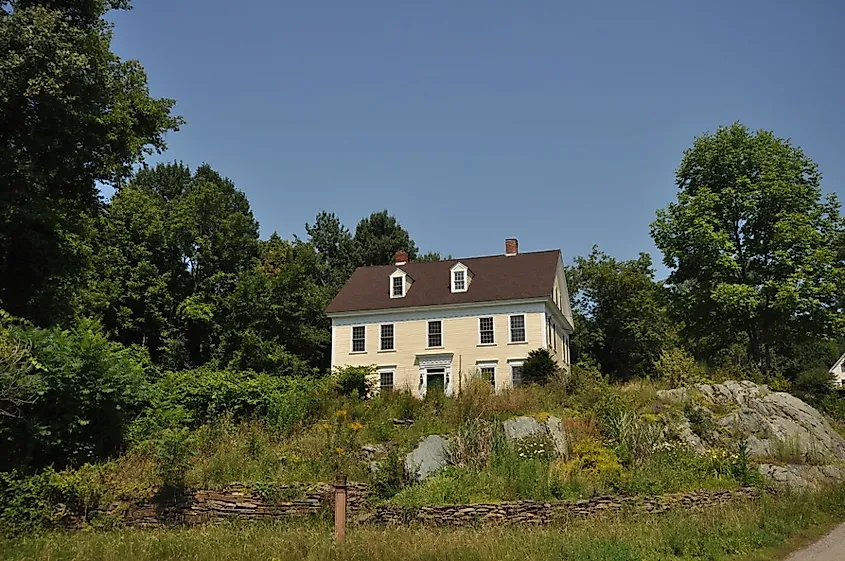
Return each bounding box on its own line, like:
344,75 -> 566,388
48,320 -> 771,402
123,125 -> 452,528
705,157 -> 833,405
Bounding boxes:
334,472 -> 347,542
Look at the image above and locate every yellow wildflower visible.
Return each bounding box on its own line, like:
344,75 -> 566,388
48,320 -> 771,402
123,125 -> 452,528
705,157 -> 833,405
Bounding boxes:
318,423 -> 331,431
336,447 -> 345,455
348,422 -> 364,431
335,409 -> 348,419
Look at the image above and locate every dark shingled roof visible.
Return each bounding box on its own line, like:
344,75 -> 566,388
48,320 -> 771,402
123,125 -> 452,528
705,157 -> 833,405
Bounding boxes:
326,250 -> 561,314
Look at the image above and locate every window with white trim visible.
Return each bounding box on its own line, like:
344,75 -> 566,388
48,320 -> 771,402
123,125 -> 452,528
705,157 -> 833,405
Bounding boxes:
380,324 -> 394,351
480,365 -> 495,388
392,276 -> 404,297
427,320 -> 442,347
511,364 -> 523,387
453,270 -> 465,291
510,314 -> 526,343
479,317 -> 494,345
351,326 -> 366,352
380,371 -> 394,392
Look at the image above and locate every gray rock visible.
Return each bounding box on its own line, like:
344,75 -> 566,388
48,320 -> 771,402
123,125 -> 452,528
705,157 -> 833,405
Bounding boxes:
503,416 -> 544,441
757,463 -> 845,490
544,416 -> 569,457
659,381 -> 845,463
361,444 -> 385,458
405,435 -> 450,481
674,419 -> 707,453
502,415 -> 568,457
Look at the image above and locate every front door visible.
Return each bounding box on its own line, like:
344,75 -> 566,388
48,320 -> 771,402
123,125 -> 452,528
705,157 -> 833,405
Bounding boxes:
426,368 -> 445,394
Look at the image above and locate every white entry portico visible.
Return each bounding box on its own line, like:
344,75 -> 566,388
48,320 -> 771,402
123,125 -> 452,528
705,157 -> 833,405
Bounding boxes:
417,353 -> 453,397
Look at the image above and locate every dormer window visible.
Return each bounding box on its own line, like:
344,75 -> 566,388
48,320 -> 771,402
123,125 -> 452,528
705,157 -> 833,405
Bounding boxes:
453,270 -> 465,291
390,268 -> 411,298
450,262 -> 470,293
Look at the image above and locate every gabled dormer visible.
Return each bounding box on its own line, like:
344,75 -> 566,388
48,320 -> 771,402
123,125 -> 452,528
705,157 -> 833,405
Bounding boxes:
390,268 -> 413,298
450,262 -> 472,293
390,250 -> 413,298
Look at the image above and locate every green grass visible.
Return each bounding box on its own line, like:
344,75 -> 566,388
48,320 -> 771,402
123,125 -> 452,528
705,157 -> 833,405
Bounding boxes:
4,486 -> 845,561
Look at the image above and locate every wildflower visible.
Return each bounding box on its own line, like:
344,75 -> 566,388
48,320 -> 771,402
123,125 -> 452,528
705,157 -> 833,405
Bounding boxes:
336,447 -> 345,455
319,423 -> 331,431
335,409 -> 348,419
348,422 -> 364,431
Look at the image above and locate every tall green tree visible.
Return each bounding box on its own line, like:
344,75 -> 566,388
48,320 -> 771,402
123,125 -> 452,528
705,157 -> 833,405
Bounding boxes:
304,211 -> 359,295
218,235 -> 330,373
0,0 -> 182,326
86,163 -> 259,369
353,210 -> 418,266
651,123 -> 845,375
567,247 -> 677,380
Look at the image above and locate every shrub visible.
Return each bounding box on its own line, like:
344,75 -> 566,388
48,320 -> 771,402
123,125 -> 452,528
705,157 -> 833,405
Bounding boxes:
371,448 -> 407,500
792,367 -> 836,409
154,428 -> 196,491
653,348 -> 704,388
554,438 -> 623,481
142,369 -> 326,434
0,318 -> 44,420
1,317 -> 149,472
0,470 -> 53,538
332,365 -> 375,399
522,348 -> 559,385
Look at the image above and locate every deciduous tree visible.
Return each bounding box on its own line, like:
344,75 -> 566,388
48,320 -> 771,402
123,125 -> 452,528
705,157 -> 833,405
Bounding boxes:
651,123 -> 845,375
0,0 -> 182,326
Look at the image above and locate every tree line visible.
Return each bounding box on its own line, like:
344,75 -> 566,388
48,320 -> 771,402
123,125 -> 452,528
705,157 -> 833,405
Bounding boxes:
2,0 -> 844,473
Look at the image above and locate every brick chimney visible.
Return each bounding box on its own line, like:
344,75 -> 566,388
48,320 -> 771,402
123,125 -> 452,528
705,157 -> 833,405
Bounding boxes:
394,250 -> 409,266
505,238 -> 518,256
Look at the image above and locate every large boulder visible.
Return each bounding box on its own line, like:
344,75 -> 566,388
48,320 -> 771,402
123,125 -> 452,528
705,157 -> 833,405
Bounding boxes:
502,415 -> 569,457
405,435 -> 450,481
758,463 -> 845,490
659,380 -> 845,462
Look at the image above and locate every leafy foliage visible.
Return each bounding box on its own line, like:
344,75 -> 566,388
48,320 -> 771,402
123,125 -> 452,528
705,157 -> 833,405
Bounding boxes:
1,317 -> 148,472
332,365 -> 375,399
521,348 -> 559,385
651,122 -> 845,376
0,0 -> 182,326
653,347 -> 705,388
567,247 -> 678,380
353,210 -> 419,266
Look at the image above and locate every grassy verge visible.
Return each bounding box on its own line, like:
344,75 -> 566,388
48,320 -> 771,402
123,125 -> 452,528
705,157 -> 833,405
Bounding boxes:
4,486 -> 845,561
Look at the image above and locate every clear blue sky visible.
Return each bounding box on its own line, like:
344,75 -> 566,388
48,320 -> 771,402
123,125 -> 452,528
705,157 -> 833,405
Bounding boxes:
109,0 -> 845,276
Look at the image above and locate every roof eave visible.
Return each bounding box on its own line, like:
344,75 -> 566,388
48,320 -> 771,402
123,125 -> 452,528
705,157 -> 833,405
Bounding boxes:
326,296 -> 550,319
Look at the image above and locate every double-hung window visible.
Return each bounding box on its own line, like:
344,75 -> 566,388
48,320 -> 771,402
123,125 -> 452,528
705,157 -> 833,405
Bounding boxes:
427,320 -> 442,348
380,371 -> 394,392
511,364 -> 523,387
380,324 -> 394,351
479,317 -> 495,345
509,314 -> 526,343
351,326 -> 366,352
480,365 -> 495,388
453,270 -> 465,291
392,276 -> 404,297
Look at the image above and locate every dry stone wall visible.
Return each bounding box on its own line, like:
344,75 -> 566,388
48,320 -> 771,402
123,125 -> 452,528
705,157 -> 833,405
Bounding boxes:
369,488 -> 760,527
111,482 -> 370,528
99,485 -> 758,528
